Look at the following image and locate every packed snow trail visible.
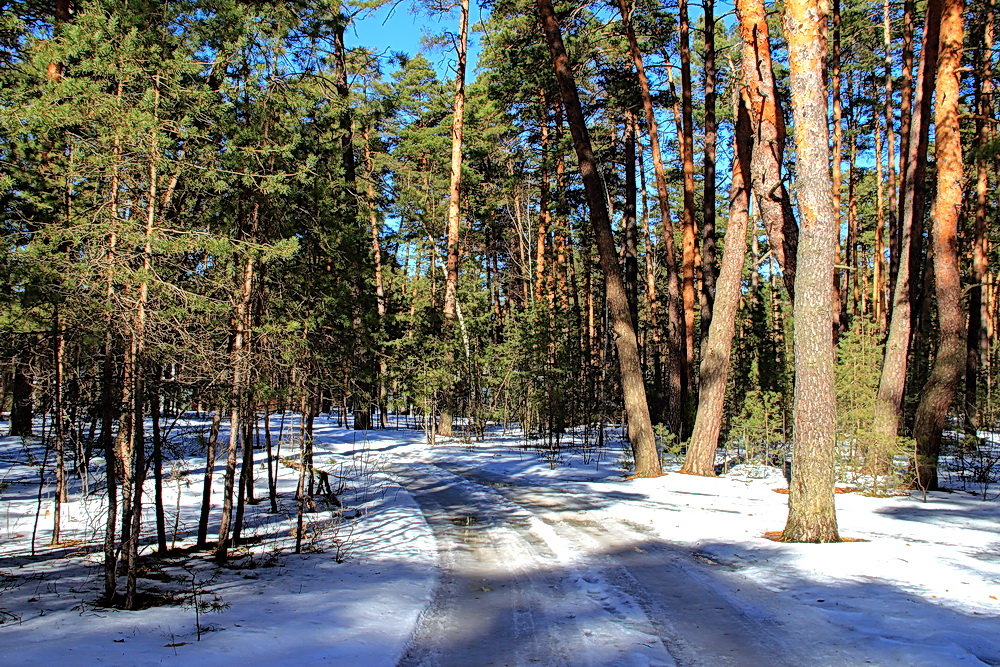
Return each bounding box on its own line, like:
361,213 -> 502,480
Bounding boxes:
391,460 -> 874,667
392,462 -> 673,666
3,419 -> 998,666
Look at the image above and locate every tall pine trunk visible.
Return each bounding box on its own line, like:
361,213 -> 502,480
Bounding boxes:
874,0 -> 943,454
639,151 -> 665,414
874,103 -> 888,328
100,103 -> 122,600
364,131 -> 389,428
736,0 -> 798,299
537,0 -> 660,477
439,0 -> 470,439
536,93 -> 551,302
700,0 -> 718,340
623,110 -> 640,329
890,0 -> 917,295
781,0 -> 841,543
50,308 -> 66,545
882,0 -> 898,308
966,1 -> 994,430
912,0 -> 966,490
831,0 -> 845,338
196,408 -> 222,547
215,211 -> 256,560
681,93 -> 753,476
678,0 -> 699,385
616,0 -> 686,433
124,75 -> 160,607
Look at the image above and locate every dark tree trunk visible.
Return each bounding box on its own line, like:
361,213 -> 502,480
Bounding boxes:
874,0 -> 943,452
700,0 -> 718,340
151,369 -> 167,553
537,0 -> 660,477
890,0 -> 917,296
639,149 -> 665,420
831,0 -> 845,340
615,0 -> 686,433
264,409 -> 278,512
623,110 -> 640,330
333,20 -> 356,189
196,408 -> 222,548
10,352 -> 34,437
233,407 -> 253,546
124,354 -> 145,609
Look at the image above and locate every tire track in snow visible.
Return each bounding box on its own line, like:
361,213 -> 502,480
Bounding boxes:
390,462 -> 673,666
419,463 -> 887,667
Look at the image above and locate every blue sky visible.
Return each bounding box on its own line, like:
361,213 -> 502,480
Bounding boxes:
347,1 -> 486,79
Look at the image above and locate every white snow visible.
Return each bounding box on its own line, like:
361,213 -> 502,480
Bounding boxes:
2,416 -> 998,665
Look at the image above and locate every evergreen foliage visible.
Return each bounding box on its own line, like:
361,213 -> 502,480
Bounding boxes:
1,0 -> 998,558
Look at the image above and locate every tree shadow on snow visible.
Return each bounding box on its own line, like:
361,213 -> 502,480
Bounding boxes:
396,532 -> 1000,666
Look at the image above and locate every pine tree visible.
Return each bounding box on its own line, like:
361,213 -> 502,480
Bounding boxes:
781,0 -> 842,543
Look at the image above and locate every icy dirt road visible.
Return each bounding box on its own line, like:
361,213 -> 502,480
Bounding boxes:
391,461 -> 879,667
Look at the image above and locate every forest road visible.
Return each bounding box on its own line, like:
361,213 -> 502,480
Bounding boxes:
390,460 -> 872,667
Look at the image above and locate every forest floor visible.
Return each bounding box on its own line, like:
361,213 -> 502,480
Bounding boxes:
1,415 -> 999,665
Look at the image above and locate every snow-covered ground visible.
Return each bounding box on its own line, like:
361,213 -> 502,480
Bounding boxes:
1,415 -> 998,665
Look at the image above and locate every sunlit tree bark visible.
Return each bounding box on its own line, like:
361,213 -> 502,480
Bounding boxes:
874,0 -> 943,457
682,93 -> 753,477
537,0 -> 660,477
912,0 -> 966,490
439,0 -> 469,438
781,0 -> 841,543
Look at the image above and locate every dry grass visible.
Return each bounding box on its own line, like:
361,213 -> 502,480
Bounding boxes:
762,530 -> 867,543
772,487 -> 855,495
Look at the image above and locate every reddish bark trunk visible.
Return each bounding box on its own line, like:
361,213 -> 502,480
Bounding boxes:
735,0 -> 798,299
874,0 -> 943,450
682,94 -> 753,477
912,0 -> 966,491
965,1 -> 994,429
